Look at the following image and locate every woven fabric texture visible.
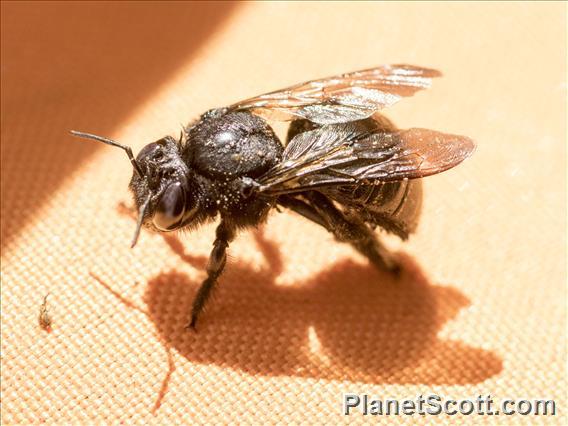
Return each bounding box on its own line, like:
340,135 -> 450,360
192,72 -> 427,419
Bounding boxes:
1,2 -> 566,425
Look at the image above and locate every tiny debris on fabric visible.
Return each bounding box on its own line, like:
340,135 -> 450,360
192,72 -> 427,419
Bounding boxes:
38,294 -> 52,332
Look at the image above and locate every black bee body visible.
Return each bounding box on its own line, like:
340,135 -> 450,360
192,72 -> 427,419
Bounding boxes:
129,108 -> 284,234
329,179 -> 423,239
182,108 -> 283,229
180,109 -> 422,238
72,64 -> 475,329
286,116 -> 423,240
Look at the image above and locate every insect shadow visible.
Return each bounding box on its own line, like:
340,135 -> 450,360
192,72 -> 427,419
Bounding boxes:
144,228 -> 502,385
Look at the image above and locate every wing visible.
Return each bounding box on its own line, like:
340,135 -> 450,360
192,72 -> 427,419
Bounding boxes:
230,64 -> 442,125
256,123 -> 475,195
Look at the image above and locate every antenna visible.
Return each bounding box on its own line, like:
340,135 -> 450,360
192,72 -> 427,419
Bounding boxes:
70,130 -> 143,177
131,195 -> 151,248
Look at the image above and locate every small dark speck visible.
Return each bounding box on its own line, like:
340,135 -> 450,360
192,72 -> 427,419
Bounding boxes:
39,293 -> 52,332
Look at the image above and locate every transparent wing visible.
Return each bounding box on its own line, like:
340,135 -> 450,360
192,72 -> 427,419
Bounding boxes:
230,64 -> 442,125
257,123 -> 475,195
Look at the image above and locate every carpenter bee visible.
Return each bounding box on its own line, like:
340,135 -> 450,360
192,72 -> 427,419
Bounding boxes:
72,64 -> 475,329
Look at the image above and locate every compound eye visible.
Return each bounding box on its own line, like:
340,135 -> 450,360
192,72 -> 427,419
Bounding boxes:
153,183 -> 186,231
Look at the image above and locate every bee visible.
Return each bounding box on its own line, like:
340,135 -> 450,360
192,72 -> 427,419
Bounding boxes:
72,64 -> 475,329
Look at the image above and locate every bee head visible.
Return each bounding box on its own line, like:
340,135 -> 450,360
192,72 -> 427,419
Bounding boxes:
71,130 -> 201,248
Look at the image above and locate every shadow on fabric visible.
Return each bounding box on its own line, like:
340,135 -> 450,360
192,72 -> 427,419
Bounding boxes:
143,230 -> 502,386
1,2 -> 239,248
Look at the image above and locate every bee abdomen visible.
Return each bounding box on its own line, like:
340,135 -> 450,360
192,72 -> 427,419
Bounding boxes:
327,179 -> 423,239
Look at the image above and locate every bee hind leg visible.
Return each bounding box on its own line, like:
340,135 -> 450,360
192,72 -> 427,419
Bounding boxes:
278,193 -> 400,274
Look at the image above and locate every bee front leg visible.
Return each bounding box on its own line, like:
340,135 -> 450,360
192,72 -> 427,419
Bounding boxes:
187,220 -> 235,330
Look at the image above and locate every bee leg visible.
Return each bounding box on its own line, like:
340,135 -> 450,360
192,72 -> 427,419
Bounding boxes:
278,194 -> 398,272
277,195 -> 329,229
187,220 -> 235,330
305,192 -> 400,274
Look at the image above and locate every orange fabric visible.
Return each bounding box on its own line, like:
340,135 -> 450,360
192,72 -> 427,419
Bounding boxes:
1,2 -> 565,424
